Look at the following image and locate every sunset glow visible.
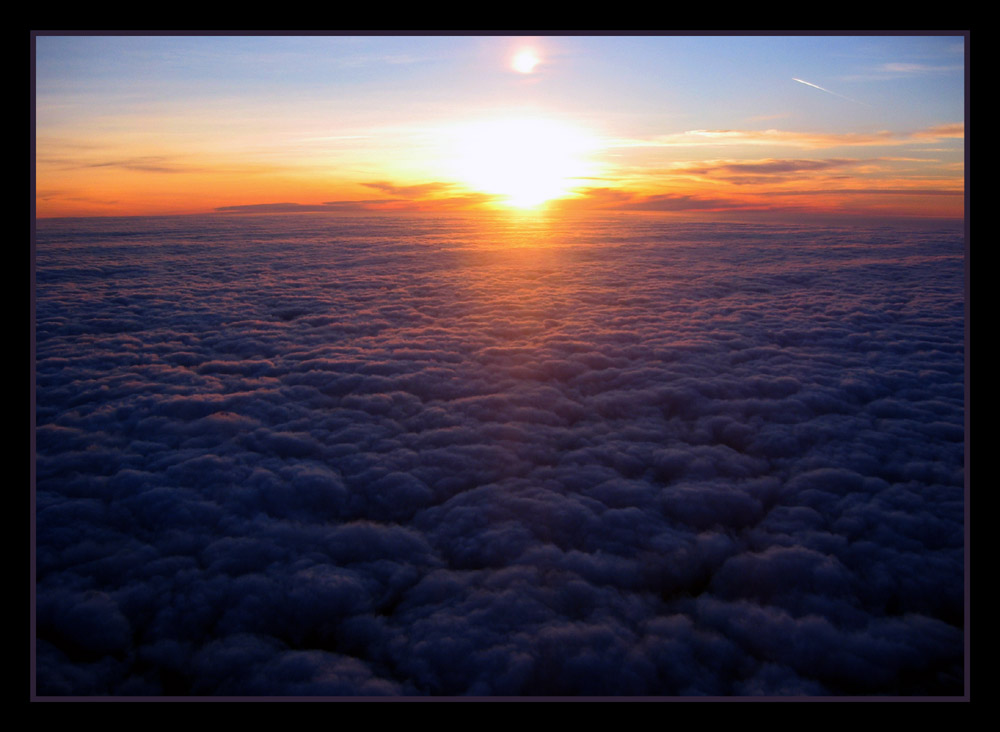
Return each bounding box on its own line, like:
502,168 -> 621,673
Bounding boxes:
447,118 -> 598,208
34,35 -> 965,220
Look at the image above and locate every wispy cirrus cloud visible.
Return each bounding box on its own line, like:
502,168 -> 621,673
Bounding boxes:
215,201 -> 392,214
609,124 -> 964,150
557,176 -> 962,217
664,157 -> 961,188
677,158 -> 861,184
37,154 -> 205,174
80,157 -> 205,174
329,52 -> 425,69
756,187 -> 963,198
38,152 -> 282,177
357,181 -> 499,210
215,181 -> 499,214
792,77 -> 869,106
362,181 -> 457,198
879,62 -> 963,74
557,187 -> 766,213
911,123 -> 965,139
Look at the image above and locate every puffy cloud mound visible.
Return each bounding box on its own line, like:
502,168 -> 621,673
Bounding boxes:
35,213 -> 965,696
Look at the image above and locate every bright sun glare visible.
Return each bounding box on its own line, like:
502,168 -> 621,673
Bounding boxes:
449,118 -> 597,209
512,49 -> 540,74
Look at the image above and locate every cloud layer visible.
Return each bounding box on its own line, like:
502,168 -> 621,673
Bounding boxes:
34,212 -> 965,696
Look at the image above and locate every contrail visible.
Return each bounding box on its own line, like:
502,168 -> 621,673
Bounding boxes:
792,77 -> 870,106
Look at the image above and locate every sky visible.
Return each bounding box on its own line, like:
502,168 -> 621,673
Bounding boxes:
34,33 -> 966,220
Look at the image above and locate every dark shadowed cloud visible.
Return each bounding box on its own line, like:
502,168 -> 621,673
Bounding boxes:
678,158 -> 861,185
362,181 -> 456,198
216,201 -> 402,214
559,188 -> 766,212
216,181 -> 500,214
34,212 -> 965,697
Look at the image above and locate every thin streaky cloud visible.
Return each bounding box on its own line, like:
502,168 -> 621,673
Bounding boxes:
757,187 -> 963,197
606,130 -> 894,149
37,153 -> 284,177
792,78 -> 870,107
608,124 -> 962,151
362,181 -> 456,198
745,113 -> 789,123
680,158 -> 860,176
880,63 -> 963,74
912,123 -> 964,139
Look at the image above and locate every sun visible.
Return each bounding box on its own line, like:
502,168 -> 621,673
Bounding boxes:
511,48 -> 540,74
447,118 -> 598,209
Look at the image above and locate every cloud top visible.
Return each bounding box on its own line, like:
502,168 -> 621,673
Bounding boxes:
35,212 -> 965,696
